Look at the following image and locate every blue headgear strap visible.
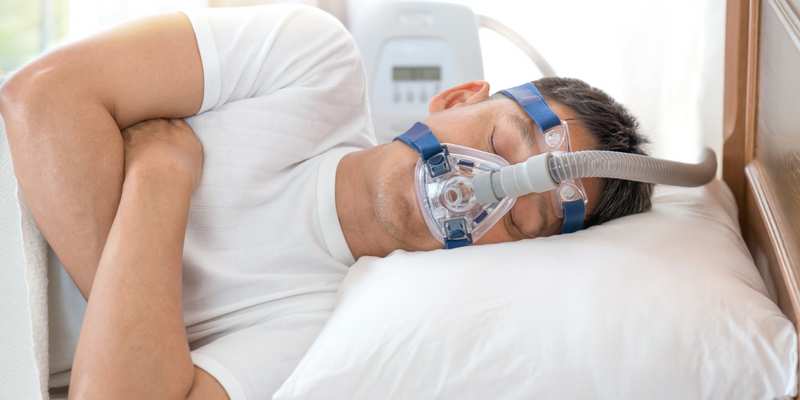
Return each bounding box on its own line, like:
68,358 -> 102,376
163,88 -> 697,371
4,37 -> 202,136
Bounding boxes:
498,82 -> 561,133
394,122 -> 471,249
393,122 -> 443,161
561,200 -> 586,234
498,83 -> 586,234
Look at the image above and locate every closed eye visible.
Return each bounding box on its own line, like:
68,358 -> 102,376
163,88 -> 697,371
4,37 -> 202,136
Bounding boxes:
535,195 -> 550,236
504,212 -> 525,240
508,195 -> 550,240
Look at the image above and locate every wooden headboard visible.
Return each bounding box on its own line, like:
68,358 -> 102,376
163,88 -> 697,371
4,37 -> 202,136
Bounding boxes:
723,0 -> 800,382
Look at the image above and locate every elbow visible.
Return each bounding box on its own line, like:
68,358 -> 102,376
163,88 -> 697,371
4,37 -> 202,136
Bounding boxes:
0,71 -> 18,117
0,66 -> 50,124
0,63 -> 78,142
0,65 -> 59,113
0,71 -> 31,145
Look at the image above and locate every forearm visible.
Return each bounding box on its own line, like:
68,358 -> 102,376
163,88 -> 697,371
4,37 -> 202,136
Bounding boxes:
2,84 -> 125,298
69,166 -> 195,400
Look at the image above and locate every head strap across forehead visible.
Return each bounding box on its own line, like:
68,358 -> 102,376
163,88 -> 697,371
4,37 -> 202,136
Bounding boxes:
498,83 -> 586,235
498,82 -> 561,133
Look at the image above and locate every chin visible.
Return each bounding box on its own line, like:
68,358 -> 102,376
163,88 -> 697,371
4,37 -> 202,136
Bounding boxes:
374,174 -> 441,252
372,141 -> 444,252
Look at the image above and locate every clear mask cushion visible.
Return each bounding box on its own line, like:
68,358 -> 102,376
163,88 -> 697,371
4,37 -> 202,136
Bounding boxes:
415,144 -> 516,246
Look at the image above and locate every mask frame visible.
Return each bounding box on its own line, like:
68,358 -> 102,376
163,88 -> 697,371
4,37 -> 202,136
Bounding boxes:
531,120 -> 588,219
395,122 -> 516,249
393,83 -> 589,249
414,143 -> 516,247
496,82 -> 588,234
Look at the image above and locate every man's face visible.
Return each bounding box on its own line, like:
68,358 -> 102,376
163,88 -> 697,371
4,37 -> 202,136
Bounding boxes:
369,83 -> 602,252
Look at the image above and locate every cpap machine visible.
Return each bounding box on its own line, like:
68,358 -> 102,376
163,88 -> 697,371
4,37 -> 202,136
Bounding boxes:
351,3 -> 717,249
351,1 -> 555,144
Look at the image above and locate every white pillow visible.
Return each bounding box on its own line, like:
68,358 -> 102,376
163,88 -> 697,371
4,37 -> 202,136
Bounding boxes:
274,180 -> 798,400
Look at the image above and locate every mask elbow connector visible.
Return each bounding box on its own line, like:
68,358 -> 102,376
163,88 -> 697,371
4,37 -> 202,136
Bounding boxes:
473,153 -> 558,205
473,172 -> 501,204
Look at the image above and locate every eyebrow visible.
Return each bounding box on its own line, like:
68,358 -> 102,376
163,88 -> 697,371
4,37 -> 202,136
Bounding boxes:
508,113 -> 535,150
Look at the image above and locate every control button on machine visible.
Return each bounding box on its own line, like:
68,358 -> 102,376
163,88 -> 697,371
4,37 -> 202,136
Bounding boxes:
406,91 -> 414,103
393,91 -> 400,103
420,91 -> 427,102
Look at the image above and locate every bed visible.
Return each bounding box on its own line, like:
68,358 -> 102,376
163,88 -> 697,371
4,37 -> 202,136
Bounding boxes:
0,0 -> 798,398
270,0 -> 800,397
722,0 -> 800,345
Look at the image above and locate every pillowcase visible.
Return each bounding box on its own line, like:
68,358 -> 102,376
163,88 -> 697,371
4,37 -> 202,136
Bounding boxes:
274,180 -> 797,400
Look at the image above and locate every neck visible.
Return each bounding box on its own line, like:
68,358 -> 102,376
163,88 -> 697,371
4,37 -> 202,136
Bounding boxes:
335,146 -> 396,260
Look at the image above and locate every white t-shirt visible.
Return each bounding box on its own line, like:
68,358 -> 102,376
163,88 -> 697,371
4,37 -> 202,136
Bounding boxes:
180,5 -> 374,399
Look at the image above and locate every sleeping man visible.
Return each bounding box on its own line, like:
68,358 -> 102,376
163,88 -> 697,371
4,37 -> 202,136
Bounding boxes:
0,5 -> 652,400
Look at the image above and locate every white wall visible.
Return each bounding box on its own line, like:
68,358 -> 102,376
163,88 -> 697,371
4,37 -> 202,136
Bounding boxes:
463,0 -> 725,163
69,0 -> 209,40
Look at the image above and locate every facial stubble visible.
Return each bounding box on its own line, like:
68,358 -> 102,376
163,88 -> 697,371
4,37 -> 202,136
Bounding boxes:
374,176 -> 434,250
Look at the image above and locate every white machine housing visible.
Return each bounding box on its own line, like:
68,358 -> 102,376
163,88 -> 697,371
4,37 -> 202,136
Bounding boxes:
351,2 -> 484,144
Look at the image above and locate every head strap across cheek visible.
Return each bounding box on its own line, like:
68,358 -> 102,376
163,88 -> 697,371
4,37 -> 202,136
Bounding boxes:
393,122 -> 443,161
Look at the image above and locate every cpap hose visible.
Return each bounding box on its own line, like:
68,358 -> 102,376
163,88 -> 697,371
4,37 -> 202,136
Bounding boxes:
473,149 -> 718,204
478,15 -> 557,78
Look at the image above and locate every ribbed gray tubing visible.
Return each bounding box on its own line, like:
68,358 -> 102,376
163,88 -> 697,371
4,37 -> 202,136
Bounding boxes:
548,149 -> 717,187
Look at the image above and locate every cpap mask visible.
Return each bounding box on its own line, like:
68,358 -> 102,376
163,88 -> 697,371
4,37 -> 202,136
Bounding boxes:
395,82 -> 718,250
396,122 -> 517,249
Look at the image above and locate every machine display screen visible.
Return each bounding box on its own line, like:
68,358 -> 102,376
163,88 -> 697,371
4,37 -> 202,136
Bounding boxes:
393,67 -> 440,81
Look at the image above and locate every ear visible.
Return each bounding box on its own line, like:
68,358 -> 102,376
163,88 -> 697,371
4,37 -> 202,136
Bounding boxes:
428,81 -> 491,114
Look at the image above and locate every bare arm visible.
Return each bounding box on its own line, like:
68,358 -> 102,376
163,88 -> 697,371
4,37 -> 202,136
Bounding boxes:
0,12 -> 203,298
69,119 -> 228,400
0,14 -> 229,399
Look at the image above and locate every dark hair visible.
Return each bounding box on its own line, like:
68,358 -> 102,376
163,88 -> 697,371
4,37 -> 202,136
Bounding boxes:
532,77 -> 654,228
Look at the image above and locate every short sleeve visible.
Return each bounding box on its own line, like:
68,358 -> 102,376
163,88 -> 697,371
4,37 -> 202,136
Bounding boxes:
181,5 -> 375,158
191,309 -> 333,400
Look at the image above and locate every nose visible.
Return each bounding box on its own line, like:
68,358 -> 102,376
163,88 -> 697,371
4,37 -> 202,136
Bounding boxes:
440,176 -> 475,213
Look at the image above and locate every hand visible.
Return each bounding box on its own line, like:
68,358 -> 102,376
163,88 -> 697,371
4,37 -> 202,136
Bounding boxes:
122,118 -> 203,190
